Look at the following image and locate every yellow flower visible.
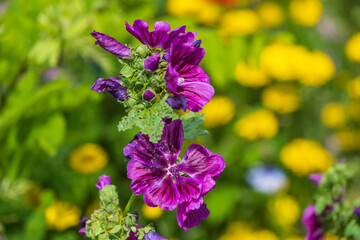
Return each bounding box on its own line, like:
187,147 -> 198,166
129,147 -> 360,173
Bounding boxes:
345,33 -> 360,62
257,2 -> 285,28
298,51 -> 335,86
166,0 -> 221,26
269,195 -> 300,227
280,139 -> 333,176
219,222 -> 279,240
235,61 -> 271,88
347,76 -> 360,99
45,200 -> 81,231
202,95 -> 235,128
336,129 -> 360,152
262,84 -> 300,114
220,10 -> 260,36
142,203 -> 163,220
289,0 -> 323,26
349,100 -> 360,121
324,233 -> 347,240
260,43 -> 308,81
235,109 -> 279,140
68,143 -> 108,174
321,103 -> 347,128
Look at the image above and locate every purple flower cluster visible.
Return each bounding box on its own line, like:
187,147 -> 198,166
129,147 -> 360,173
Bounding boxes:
124,119 -> 225,231
90,19 -> 214,112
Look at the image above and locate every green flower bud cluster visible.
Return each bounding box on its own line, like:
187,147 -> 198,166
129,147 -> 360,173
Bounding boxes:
85,185 -> 155,240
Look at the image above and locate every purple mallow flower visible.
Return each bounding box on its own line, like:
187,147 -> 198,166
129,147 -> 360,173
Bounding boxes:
125,20 -> 196,50
91,31 -> 131,58
124,119 -> 224,230
90,77 -> 129,100
96,174 -> 111,190
79,217 -> 89,235
143,90 -> 155,102
144,53 -> 161,72
309,174 -> 323,185
165,39 -> 214,112
302,205 -> 324,240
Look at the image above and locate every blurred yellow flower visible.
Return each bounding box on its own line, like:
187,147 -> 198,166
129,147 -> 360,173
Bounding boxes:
345,33 -> 360,62
219,222 -> 278,240
260,43 -> 307,81
257,1 -> 285,28
68,143 -> 108,174
262,84 -> 300,114
280,139 -> 333,176
142,203 -> 163,220
289,0 -> 323,26
336,129 -> 360,152
202,95 -> 235,128
347,76 -> 360,99
220,10 -> 260,36
269,195 -> 300,227
166,0 -> 221,26
235,61 -> 271,88
324,233 -> 347,240
285,237 -> 305,240
46,200 -> 81,231
349,100 -> 360,121
298,51 -> 335,86
321,103 -> 347,128
235,109 -> 279,140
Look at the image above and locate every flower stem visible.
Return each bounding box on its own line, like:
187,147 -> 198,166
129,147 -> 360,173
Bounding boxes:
122,193 -> 138,217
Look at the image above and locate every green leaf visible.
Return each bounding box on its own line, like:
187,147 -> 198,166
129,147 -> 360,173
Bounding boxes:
121,64 -> 135,78
24,211 -> 46,240
315,196 -> 332,215
181,112 -> 209,140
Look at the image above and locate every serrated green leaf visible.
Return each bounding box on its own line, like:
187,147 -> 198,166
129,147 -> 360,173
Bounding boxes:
181,112 -> 209,139
121,64 -> 135,78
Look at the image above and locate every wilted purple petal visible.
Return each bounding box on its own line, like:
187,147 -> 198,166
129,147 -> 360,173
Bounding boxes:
127,160 -> 167,195
145,231 -> 167,240
96,175 -> 111,190
90,77 -> 129,100
144,175 -> 180,211
144,53 -> 161,72
309,174 -> 323,185
143,90 -> 155,101
354,207 -> 360,218
176,198 -> 210,232
91,31 -> 130,58
79,217 -> 89,235
167,95 -> 188,112
192,40 -> 202,48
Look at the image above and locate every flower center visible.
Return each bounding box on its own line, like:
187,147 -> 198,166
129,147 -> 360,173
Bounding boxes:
177,77 -> 185,85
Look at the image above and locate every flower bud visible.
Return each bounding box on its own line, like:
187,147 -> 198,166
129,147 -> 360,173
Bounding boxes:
143,90 -> 155,102
144,53 -> 161,72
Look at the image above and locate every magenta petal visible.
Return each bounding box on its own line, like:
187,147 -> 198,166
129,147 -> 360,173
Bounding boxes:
91,31 -> 130,58
127,160 -> 167,195
156,119 -> 184,165
179,82 -> 214,112
182,144 -> 225,179
96,175 -> 111,190
175,175 -> 201,203
302,205 -> 324,240
124,133 -> 168,168
200,175 -> 216,195
144,175 -> 180,211
176,198 -> 210,232
160,25 -> 187,50
144,53 -> 161,72
126,20 -> 151,46
179,65 -> 210,84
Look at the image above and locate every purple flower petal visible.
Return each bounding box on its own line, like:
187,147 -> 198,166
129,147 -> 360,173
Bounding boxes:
96,175 -> 111,190
91,31 -> 130,58
90,77 -> 129,100
354,206 -> 360,218
192,39 -> 202,48
177,81 -> 214,112
144,53 -> 161,72
155,119 -> 184,165
127,160 -> 167,195
167,95 -> 188,112
145,231 -> 167,240
175,175 -> 202,203
124,133 -> 168,168
176,197 -> 210,232
309,174 -> 323,185
144,175 -> 180,211
143,90 -> 155,101
79,217 -> 89,235
79,227 -> 86,235
126,20 -> 193,50
302,205 -> 324,240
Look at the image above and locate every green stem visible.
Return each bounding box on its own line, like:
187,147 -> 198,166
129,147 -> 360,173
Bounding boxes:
122,193 -> 138,217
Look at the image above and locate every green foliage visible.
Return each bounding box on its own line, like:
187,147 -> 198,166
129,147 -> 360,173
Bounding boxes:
181,112 -> 208,140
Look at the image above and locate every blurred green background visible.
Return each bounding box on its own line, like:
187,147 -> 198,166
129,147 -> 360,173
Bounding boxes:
1,0 -> 360,239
